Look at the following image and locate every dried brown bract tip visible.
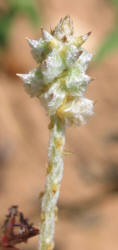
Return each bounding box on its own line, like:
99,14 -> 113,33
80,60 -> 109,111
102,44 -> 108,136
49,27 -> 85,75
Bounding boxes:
87,31 -> 92,36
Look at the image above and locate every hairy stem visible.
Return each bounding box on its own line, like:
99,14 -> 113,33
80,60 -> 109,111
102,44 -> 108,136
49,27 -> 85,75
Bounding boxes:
39,117 -> 65,250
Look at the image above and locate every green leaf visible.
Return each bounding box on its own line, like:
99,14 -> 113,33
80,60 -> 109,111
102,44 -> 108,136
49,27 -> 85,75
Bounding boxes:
94,24 -> 118,64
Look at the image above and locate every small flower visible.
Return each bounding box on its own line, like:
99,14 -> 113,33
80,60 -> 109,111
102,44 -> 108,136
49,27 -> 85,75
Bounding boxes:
17,16 -> 94,126
57,97 -> 94,126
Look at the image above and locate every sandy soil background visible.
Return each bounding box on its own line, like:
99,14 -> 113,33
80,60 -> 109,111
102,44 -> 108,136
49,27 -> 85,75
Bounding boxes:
0,0 -> 118,250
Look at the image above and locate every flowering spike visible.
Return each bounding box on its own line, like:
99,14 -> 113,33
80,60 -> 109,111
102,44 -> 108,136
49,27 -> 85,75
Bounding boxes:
18,18 -> 94,120
17,16 -> 95,250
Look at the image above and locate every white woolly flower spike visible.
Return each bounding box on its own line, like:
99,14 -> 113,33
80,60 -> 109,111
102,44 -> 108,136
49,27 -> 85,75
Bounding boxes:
17,16 -> 94,127
17,16 -> 95,250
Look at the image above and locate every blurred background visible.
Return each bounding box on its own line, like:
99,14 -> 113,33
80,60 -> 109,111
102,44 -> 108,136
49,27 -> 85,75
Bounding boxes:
0,0 -> 118,250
